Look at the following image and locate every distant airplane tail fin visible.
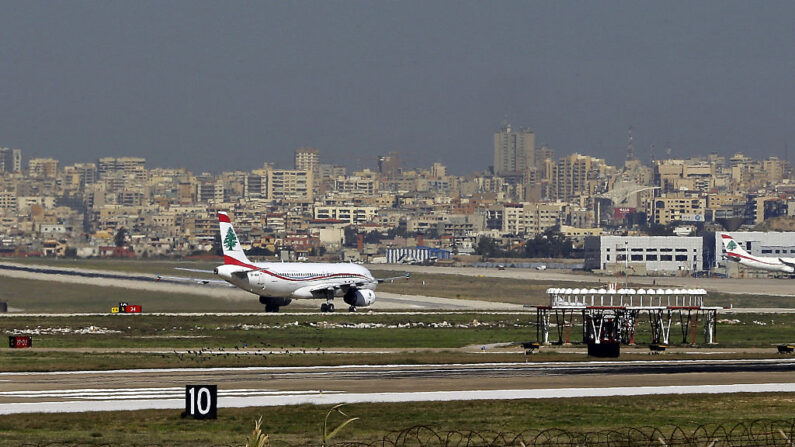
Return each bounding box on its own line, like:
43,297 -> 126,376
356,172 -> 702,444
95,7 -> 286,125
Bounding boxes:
721,233 -> 749,258
218,212 -> 254,267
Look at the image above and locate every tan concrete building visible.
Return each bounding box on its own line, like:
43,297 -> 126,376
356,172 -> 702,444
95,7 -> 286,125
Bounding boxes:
550,154 -> 606,201
649,194 -> 706,225
494,124 -> 535,176
0,147 -> 22,173
294,147 -> 320,183
28,158 -> 59,179
501,202 -> 568,235
313,205 -> 378,224
98,157 -> 146,180
268,169 -> 313,201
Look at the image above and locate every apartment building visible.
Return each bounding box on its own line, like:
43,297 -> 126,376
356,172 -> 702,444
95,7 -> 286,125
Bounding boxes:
313,205 -> 378,224
649,195 -> 706,225
494,124 -> 535,176
0,147 -> 22,173
28,158 -> 59,179
501,202 -> 568,235
549,154 -> 606,201
268,169 -> 313,201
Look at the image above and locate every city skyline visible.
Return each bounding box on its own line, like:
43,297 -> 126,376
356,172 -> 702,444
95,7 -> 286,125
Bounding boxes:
4,137 -> 792,176
1,2 -> 793,173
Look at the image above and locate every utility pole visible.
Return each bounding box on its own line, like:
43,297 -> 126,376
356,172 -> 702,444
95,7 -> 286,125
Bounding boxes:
625,240 -> 629,288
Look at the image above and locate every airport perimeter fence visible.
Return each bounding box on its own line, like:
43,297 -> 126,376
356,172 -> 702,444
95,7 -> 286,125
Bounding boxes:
12,419 -> 795,447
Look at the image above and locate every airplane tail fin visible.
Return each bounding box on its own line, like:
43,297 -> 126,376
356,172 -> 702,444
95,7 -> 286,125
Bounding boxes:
218,212 -> 253,267
721,233 -> 749,257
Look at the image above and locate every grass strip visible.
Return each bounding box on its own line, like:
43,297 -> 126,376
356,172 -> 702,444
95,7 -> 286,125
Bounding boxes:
0,393 -> 792,445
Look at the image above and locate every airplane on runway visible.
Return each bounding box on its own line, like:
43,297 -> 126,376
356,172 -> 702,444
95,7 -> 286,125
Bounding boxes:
397,253 -> 438,265
721,233 -> 795,274
159,212 -> 408,313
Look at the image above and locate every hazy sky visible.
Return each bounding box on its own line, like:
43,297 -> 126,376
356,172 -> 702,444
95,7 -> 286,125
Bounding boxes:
1,1 -> 793,173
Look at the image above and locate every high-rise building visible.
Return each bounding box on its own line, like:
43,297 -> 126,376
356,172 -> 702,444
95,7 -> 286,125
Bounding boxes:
267,169 -> 314,201
294,147 -> 319,177
319,164 -> 347,179
378,152 -> 400,177
0,147 -> 22,173
431,162 -> 446,178
534,145 -> 555,165
196,180 -> 224,203
493,124 -> 535,176
97,157 -> 146,180
62,163 -> 97,189
550,153 -> 607,201
28,158 -> 59,178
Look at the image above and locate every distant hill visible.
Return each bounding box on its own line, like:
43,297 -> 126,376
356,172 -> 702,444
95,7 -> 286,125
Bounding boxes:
753,216 -> 795,232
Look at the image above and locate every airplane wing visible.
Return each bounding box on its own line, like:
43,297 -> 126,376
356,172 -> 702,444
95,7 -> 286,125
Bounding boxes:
292,275 -> 386,299
779,258 -> 795,269
174,267 -> 215,274
299,273 -> 409,293
155,274 -> 233,287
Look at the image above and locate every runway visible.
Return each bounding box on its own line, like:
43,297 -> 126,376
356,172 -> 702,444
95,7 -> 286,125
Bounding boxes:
377,265 -> 795,297
1,359 -> 793,414
0,261 -> 522,311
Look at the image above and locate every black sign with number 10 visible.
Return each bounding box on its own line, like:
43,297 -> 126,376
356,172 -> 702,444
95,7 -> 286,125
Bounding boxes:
185,385 -> 217,419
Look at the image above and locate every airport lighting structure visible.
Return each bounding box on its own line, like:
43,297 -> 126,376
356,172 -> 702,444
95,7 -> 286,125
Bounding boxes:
533,285 -> 721,354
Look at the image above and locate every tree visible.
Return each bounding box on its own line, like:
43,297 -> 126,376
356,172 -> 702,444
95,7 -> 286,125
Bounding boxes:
223,228 -> 238,251
524,228 -> 576,258
475,236 -> 504,258
114,228 -> 128,248
343,226 -> 358,247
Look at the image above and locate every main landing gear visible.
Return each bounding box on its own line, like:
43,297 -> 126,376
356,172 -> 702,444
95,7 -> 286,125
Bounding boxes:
260,297 -> 292,313
265,303 -> 280,313
320,302 -> 335,313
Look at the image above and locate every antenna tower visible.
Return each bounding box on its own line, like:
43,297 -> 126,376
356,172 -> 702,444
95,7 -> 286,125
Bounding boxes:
626,127 -> 635,162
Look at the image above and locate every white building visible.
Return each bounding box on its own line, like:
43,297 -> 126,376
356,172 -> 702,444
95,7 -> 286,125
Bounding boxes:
313,206 -> 378,224
585,236 -> 702,273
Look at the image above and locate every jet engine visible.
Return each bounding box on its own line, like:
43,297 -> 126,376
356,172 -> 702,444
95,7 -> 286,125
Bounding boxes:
259,297 -> 293,307
343,289 -> 376,307
214,265 -> 250,281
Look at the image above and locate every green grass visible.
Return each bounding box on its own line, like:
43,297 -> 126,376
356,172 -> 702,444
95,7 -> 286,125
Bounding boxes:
373,268 -> 594,305
0,313 -> 791,371
0,394 -> 792,445
0,276 -> 266,313
2,313 -> 791,349
372,269 -> 795,308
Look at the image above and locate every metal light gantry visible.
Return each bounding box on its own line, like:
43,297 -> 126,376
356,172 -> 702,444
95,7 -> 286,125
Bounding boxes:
534,286 -> 721,348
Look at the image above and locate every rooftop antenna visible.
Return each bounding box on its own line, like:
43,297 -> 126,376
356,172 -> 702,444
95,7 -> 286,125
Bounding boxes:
626,126 -> 635,162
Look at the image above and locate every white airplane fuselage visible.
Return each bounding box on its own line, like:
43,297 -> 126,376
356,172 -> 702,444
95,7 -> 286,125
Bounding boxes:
215,261 -> 376,298
721,233 -> 795,274
726,252 -> 795,273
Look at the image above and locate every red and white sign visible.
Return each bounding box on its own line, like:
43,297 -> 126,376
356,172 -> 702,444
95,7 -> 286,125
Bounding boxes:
9,336 -> 32,348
